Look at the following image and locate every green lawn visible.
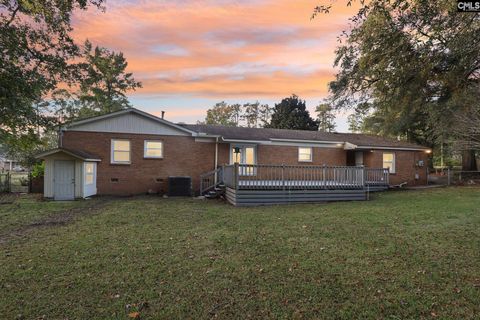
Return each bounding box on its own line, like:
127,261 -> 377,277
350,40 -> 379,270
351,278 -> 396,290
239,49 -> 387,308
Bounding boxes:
1,188 -> 479,319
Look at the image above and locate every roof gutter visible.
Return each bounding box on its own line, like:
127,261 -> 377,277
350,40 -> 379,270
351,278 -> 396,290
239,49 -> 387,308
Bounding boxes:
221,138 -> 271,144
269,138 -> 344,145
355,146 -> 431,151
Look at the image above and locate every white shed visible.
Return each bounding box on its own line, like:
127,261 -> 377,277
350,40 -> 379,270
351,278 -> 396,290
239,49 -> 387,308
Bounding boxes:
36,148 -> 101,200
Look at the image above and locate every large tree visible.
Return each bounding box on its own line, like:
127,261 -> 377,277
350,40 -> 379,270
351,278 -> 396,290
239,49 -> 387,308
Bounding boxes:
315,0 -> 480,169
266,95 -> 318,130
204,101 -> 272,127
0,0 -> 104,152
54,41 -> 142,121
315,103 -> 336,132
205,102 -> 239,126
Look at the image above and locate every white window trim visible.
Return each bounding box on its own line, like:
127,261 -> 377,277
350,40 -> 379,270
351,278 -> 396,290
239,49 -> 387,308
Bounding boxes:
84,163 -> 95,185
383,152 -> 396,174
111,139 -> 131,164
144,140 -> 164,159
298,147 -> 313,162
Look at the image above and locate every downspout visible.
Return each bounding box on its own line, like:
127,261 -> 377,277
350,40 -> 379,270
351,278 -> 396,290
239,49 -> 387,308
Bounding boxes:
214,136 -> 219,184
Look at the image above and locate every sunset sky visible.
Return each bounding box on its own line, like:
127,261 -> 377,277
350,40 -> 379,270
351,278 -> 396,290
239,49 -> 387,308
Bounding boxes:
72,0 -> 358,131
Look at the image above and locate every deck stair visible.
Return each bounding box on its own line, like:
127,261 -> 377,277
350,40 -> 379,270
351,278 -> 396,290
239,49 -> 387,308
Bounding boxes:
200,168 -> 224,199
205,184 -> 225,199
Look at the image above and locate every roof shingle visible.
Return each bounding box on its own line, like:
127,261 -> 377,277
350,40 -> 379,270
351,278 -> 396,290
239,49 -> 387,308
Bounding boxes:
180,124 -> 428,150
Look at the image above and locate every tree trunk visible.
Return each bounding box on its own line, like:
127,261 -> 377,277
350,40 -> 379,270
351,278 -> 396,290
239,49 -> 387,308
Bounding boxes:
462,149 -> 477,171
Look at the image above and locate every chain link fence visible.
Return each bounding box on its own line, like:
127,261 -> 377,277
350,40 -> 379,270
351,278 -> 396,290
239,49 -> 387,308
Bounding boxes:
428,168 -> 480,186
0,172 -> 30,193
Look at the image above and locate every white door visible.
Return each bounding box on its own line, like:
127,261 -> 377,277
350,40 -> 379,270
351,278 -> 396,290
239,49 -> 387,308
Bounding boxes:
54,160 -> 75,200
83,162 -> 97,197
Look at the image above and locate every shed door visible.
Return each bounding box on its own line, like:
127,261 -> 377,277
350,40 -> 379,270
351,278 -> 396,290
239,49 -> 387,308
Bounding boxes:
54,160 -> 75,200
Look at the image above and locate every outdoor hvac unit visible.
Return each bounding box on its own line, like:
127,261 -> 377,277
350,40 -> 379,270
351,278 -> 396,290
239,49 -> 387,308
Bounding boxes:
167,176 -> 192,197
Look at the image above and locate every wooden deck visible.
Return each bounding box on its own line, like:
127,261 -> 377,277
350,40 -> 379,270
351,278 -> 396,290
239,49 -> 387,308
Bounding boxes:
226,188 -> 367,206
200,164 -> 389,206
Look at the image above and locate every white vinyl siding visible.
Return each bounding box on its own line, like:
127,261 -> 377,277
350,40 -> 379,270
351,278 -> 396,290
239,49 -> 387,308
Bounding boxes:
67,113 -> 190,136
298,147 -> 313,162
383,152 -> 396,174
111,139 -> 131,164
43,154 -> 83,198
144,141 -> 163,158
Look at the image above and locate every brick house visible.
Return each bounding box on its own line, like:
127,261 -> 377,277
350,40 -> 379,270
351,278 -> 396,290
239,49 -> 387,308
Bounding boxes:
36,108 -> 431,203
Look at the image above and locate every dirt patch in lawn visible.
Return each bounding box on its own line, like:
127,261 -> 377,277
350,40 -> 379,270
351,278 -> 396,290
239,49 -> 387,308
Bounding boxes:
0,197 -> 112,244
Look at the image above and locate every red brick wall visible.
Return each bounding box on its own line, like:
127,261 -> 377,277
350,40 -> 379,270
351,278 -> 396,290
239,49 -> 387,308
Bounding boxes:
62,130 -> 428,195
257,145 -> 346,166
217,144 -> 347,166
62,131 -> 218,196
364,150 -> 428,186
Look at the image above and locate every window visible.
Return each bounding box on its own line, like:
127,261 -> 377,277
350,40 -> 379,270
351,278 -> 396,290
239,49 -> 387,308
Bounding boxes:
111,139 -> 131,164
298,147 -> 313,162
144,141 -> 163,158
85,163 -> 94,185
383,152 -> 396,174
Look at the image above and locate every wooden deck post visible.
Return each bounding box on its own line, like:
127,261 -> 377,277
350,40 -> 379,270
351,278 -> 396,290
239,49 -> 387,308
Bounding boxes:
282,164 -> 285,191
323,164 -> 326,189
234,162 -> 239,190
361,166 -> 365,188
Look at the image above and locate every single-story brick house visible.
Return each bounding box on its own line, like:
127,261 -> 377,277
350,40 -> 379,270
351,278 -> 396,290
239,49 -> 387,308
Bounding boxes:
36,108 -> 431,203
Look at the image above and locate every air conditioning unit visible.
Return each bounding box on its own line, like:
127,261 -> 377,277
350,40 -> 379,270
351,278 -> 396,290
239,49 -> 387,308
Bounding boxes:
168,176 -> 192,197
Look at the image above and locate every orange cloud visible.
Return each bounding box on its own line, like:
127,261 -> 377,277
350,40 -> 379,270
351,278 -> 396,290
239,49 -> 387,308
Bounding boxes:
72,0 -> 359,99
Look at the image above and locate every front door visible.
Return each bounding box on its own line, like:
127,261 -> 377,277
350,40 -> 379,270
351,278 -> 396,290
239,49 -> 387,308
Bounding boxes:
54,160 -> 75,200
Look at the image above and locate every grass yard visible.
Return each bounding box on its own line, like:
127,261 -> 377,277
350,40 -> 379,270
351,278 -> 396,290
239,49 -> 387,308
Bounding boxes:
1,188 -> 479,319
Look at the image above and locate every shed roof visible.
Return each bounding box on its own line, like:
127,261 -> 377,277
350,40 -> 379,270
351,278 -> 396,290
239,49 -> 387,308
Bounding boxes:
35,148 -> 101,161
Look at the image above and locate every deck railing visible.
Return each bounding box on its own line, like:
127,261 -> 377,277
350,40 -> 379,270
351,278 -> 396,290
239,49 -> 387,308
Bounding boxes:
223,164 -> 367,190
365,168 -> 389,186
202,164 -> 390,194
199,167 -> 223,195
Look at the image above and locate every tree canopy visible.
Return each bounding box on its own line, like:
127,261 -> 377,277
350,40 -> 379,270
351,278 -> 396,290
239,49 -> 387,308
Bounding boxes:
266,95 -> 318,130
54,41 -> 142,121
315,103 -> 336,132
315,0 -> 480,168
0,0 -> 107,162
205,102 -> 240,126
0,1 -> 105,145
204,101 -> 271,127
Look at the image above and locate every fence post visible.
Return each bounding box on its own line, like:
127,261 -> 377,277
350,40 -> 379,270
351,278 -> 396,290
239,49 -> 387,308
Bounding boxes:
282,164 -> 285,191
447,167 -> 451,186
